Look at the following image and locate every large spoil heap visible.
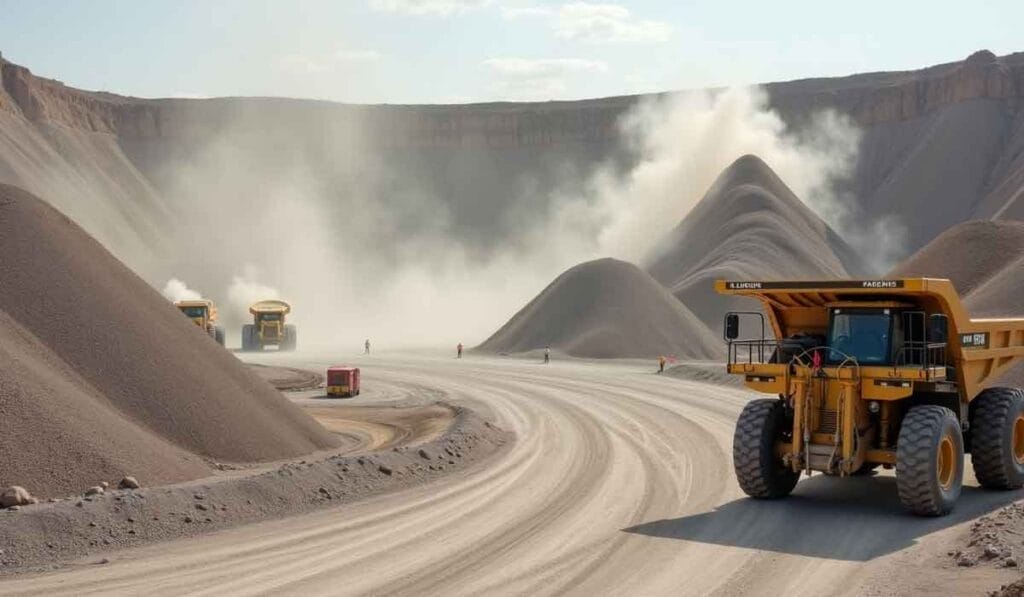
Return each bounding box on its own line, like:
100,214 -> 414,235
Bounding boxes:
0,184 -> 339,497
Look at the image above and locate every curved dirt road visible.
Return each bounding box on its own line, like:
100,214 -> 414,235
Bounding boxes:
1,353 -> 1018,595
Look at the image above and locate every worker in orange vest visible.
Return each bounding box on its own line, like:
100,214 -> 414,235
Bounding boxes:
658,355 -> 667,373
457,342 -> 464,359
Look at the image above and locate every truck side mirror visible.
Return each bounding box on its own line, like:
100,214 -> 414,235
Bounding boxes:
929,314 -> 948,343
725,313 -> 740,341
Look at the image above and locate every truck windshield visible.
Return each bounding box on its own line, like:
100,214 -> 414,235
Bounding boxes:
828,311 -> 891,364
180,306 -> 207,318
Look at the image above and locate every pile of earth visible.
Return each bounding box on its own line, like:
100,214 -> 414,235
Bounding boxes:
889,219 -> 1024,317
644,154 -> 871,329
888,219 -> 1024,385
0,184 -> 339,499
477,258 -> 721,359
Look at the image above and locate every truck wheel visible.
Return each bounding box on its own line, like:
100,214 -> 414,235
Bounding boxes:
283,325 -> 297,351
733,399 -> 799,499
896,405 -> 963,516
241,325 -> 254,352
970,387 -> 1024,489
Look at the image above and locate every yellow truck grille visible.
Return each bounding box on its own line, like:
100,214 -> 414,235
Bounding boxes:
818,409 -> 838,434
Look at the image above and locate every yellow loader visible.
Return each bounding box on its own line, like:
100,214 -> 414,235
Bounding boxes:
717,278 -> 1024,515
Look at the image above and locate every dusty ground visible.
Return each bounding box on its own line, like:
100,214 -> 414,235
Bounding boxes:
3,352 -> 1022,595
246,363 -> 325,391
0,390 -> 508,577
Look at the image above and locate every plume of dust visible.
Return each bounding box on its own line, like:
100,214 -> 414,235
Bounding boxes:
227,265 -> 281,314
544,86 -> 866,264
161,278 -> 202,302
153,85 -> 871,350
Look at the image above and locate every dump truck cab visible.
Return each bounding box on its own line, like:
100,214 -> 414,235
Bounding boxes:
241,300 -> 296,352
717,279 -> 1024,515
174,299 -> 225,346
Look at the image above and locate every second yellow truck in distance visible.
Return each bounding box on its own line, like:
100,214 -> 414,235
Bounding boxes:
716,278 -> 1024,515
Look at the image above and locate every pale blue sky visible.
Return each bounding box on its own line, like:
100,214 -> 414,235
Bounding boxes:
1,0 -> 1021,104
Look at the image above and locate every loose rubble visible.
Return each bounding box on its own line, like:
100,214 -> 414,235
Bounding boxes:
0,404 -> 510,575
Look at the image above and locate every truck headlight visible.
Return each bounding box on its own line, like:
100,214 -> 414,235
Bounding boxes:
869,401 -> 880,414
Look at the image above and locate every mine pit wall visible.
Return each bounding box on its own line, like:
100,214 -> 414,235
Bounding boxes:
2,51 -> 1024,273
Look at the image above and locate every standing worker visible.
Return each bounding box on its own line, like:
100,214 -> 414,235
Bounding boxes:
544,345 -> 551,364
364,339 -> 371,355
457,342 -> 464,359
658,355 -> 666,374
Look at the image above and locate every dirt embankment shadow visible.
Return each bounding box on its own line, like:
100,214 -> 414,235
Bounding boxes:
625,474 -> 1021,561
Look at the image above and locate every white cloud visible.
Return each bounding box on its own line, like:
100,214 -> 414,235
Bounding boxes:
369,0 -> 491,15
500,6 -> 553,19
483,57 -> 607,101
504,2 -> 672,43
556,3 -> 671,42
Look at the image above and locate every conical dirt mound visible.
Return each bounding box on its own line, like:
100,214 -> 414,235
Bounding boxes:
645,154 -> 871,328
0,184 -> 339,497
478,258 -> 722,359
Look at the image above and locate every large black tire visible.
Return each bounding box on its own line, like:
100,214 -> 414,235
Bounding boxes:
896,405 -> 964,516
282,325 -> 297,352
241,325 -> 255,352
214,326 -> 225,347
970,387 -> 1024,489
733,399 -> 799,499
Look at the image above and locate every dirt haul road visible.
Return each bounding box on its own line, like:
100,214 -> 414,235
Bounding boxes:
2,353 -> 1018,596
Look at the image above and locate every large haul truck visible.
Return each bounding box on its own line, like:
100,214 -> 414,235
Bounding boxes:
716,278 -> 1024,515
241,300 -> 297,352
175,299 -> 226,346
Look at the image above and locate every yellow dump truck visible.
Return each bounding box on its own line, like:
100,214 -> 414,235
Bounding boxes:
175,299 -> 225,346
716,278 -> 1024,515
241,299 -> 296,352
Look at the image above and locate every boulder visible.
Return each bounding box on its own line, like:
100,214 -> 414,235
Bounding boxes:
0,486 -> 37,508
118,476 -> 140,490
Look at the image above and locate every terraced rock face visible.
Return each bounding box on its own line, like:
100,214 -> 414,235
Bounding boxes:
4,51 -> 1024,277
478,257 -> 722,359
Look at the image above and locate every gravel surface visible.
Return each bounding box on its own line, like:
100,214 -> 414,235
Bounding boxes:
6,353 -> 1020,596
0,403 -> 509,576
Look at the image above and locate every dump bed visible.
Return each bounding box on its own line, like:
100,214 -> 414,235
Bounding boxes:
249,299 -> 291,316
715,278 -> 1024,401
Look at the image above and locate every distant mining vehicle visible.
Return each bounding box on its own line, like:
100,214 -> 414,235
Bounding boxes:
242,300 -> 296,352
175,299 -> 225,346
326,366 -> 361,397
717,278 -> 1024,515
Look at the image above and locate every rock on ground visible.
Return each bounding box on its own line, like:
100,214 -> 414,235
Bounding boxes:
0,486 -> 37,508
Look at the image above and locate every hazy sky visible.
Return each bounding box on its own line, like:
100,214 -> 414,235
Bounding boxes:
1,0 -> 1022,104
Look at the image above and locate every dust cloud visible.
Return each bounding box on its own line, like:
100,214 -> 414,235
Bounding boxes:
147,87 -> 865,348
550,87 -> 865,263
161,278 -> 202,302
